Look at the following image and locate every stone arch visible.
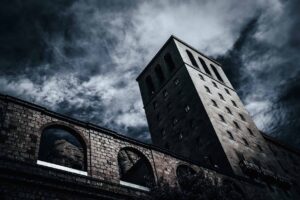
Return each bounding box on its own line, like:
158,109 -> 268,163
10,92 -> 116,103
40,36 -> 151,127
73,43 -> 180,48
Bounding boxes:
118,147 -> 155,187
38,123 -> 87,171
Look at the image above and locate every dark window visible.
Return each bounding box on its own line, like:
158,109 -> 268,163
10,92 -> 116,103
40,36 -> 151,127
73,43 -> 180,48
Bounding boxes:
219,114 -> 226,123
225,107 -> 232,114
155,64 -> 165,84
231,100 -> 238,107
212,99 -> 218,107
212,81 -> 218,88
164,53 -> 176,72
242,138 -> 249,146
225,88 -> 231,95
38,126 -> 86,171
247,128 -> 254,136
174,78 -> 180,85
210,64 -> 224,82
227,131 -> 234,140
163,90 -> 168,98
205,86 -> 211,93
239,113 -> 246,121
145,76 -> 155,96
184,105 -> 190,112
233,121 -> 240,129
198,57 -> 211,75
178,131 -> 183,140
218,93 -> 225,101
172,117 -> 179,126
186,50 -> 198,68
199,74 -> 204,80
118,148 -> 155,187
235,151 -> 245,161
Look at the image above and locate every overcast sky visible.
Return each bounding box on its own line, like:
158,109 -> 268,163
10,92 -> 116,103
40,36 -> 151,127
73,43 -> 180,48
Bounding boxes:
1,0 -> 299,149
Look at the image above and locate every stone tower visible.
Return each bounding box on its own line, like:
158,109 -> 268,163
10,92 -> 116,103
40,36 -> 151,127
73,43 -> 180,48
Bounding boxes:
137,36 -> 283,177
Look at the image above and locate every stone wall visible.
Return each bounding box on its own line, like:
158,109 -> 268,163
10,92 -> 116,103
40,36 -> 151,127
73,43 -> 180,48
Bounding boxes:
0,94 -> 299,199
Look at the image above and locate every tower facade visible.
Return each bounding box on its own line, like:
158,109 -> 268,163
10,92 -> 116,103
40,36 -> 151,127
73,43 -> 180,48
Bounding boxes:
137,36 -> 283,177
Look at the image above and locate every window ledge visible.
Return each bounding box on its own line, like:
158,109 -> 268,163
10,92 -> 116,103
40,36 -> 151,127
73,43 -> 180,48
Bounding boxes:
37,160 -> 87,176
120,180 -> 150,192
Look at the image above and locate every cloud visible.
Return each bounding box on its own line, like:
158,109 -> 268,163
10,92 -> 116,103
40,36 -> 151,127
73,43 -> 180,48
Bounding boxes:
0,0 -> 299,148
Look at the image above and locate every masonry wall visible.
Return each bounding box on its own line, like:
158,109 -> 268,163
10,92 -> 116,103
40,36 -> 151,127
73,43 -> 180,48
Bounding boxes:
0,94 -> 299,199
0,95 -> 243,199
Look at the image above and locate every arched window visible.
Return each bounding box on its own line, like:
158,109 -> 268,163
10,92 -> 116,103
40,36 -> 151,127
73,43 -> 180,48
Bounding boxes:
164,53 -> 176,72
210,64 -> 224,82
198,57 -> 211,75
38,125 -> 87,174
145,75 -> 155,96
186,50 -> 198,68
155,64 -> 165,84
176,165 -> 196,190
118,148 -> 155,189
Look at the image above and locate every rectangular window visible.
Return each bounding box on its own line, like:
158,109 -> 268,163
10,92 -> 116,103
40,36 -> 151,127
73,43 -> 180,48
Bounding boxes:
212,81 -> 218,88
227,131 -> 234,140
163,90 -> 169,98
242,138 -> 249,146
233,121 -> 240,129
199,74 -> 204,80
231,100 -> 238,107
225,88 -> 231,95
225,107 -> 232,114
247,128 -> 254,136
205,86 -> 211,93
218,93 -> 225,101
219,114 -> 226,123
174,78 -> 180,86
172,117 -> 178,126
184,105 -> 190,112
211,99 -> 218,107
239,113 -> 246,121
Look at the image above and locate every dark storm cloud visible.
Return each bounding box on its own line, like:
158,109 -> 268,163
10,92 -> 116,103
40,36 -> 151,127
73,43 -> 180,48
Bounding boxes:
216,0 -> 300,149
0,0 -> 299,148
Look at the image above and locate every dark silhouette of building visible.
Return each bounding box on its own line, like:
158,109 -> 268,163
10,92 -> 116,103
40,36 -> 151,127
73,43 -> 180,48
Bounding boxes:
0,36 -> 299,199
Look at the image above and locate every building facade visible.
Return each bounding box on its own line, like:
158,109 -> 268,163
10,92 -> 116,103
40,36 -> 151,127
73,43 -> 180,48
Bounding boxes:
0,36 -> 299,199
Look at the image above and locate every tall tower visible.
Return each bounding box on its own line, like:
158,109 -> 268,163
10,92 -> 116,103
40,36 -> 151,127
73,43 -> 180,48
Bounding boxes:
137,36 -> 282,177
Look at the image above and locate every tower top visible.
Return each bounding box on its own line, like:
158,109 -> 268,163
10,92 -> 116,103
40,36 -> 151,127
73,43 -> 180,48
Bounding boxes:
136,35 -> 221,81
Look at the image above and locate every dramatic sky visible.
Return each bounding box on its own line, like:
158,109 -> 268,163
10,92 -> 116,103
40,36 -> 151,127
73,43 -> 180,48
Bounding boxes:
1,0 -> 299,149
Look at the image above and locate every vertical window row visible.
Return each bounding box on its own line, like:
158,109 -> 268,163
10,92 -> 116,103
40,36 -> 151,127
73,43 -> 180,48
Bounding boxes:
145,53 -> 176,97
185,49 -> 224,83
186,50 -> 199,68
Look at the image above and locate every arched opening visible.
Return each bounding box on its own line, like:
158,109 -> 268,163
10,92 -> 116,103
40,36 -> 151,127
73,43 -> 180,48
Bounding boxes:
198,57 -> 211,75
210,64 -> 224,82
176,165 -> 196,191
38,125 -> 87,173
145,75 -> 155,96
186,50 -> 199,68
164,53 -> 176,72
118,148 -> 155,189
155,64 -> 165,84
